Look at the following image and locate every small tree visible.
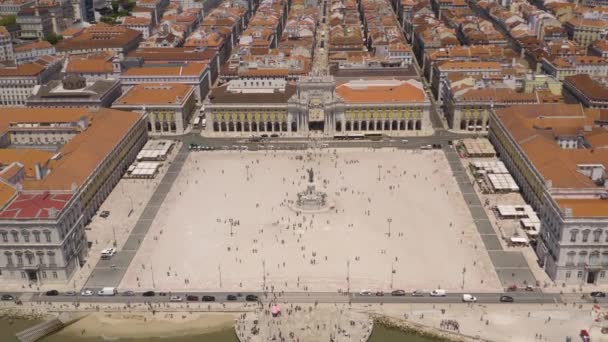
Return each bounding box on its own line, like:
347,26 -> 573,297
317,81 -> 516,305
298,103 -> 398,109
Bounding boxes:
44,33 -> 63,45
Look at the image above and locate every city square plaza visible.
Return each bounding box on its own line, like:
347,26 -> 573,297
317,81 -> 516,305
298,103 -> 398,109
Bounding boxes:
119,148 -> 503,292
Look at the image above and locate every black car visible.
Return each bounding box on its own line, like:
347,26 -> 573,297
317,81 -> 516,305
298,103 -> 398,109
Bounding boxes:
391,290 -> 406,296
202,296 -> 215,302
45,290 -> 59,296
142,291 -> 155,297
591,291 -> 606,298
499,295 -> 514,303
186,295 -> 199,301
1,294 -> 14,301
158,292 -> 168,296
245,294 -> 258,302
100,211 -> 110,218
226,294 -> 237,301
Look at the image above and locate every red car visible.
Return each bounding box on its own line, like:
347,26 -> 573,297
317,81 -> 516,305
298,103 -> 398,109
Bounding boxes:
580,329 -> 590,342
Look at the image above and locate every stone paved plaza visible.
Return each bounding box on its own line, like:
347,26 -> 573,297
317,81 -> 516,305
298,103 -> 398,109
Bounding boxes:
120,148 -> 502,292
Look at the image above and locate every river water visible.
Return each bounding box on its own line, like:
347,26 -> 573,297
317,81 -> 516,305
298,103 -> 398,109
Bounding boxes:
0,318 -> 445,342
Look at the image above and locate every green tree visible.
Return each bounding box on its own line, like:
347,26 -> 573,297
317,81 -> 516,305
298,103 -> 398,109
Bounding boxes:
44,33 -> 63,45
111,0 -> 119,13
0,15 -> 16,27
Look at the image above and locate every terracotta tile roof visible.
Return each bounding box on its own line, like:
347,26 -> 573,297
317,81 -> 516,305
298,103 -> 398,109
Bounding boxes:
566,18 -> 608,29
123,16 -> 152,25
122,62 -> 208,76
114,83 -> 194,105
55,23 -> 142,52
556,199 -> 608,218
66,52 -> 114,74
495,104 -> 608,189
0,149 -> 54,179
336,79 -> 426,103
564,74 -> 608,102
0,191 -> 73,219
13,40 -> 53,53
0,56 -> 60,77
6,108 -> 143,192
438,61 -> 502,70
0,182 -> 16,211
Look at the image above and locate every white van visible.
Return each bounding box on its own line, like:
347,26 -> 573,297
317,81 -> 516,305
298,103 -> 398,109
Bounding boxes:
429,289 -> 447,297
462,294 -> 477,302
97,287 -> 117,296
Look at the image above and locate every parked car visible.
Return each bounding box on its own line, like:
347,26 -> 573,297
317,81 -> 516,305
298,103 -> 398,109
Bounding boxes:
226,295 -> 237,301
591,291 -> 606,298
411,290 -> 424,297
64,291 -> 77,296
186,295 -> 199,301
580,329 -> 590,342
142,291 -> 155,297
100,248 -> 116,259
100,211 -> 110,218
81,289 -> 94,296
391,290 -> 406,296
45,290 -> 59,296
1,294 -> 14,301
202,296 -> 215,302
359,290 -> 372,296
169,296 -> 183,302
499,295 -> 514,303
429,289 -> 447,297
245,294 -> 258,302
122,290 -> 135,296
462,294 -> 477,302
375,291 -> 384,296
158,292 -> 168,296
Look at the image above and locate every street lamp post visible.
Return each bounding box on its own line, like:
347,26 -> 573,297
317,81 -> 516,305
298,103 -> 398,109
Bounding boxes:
112,226 -> 117,247
387,218 -> 392,238
151,264 -> 156,289
462,266 -> 466,290
346,259 -> 350,294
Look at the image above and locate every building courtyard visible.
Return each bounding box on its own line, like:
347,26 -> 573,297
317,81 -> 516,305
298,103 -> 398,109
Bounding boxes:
120,148 -> 503,292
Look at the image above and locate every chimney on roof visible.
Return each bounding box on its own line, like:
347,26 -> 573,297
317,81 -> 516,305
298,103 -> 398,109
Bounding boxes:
48,207 -> 57,219
34,163 -> 43,180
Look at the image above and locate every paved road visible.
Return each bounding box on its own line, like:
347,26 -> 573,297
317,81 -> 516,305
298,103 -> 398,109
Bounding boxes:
83,144 -> 189,289
8,290 -> 563,305
442,146 -> 537,287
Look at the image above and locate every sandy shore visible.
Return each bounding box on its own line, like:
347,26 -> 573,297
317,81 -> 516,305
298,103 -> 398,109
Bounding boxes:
57,312 -> 237,339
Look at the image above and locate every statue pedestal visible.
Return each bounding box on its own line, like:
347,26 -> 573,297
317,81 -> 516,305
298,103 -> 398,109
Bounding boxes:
291,182 -> 332,213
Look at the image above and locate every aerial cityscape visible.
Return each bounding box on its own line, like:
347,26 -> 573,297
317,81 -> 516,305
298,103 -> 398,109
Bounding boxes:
0,0 -> 607,340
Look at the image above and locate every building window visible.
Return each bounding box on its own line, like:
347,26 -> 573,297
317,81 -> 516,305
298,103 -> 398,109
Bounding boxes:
566,252 -> 575,264
594,230 -> 602,242
22,231 -> 29,243
21,272 -> 26,279
601,271 -> 606,279
566,271 -> 571,279
41,271 -> 47,279
33,231 -> 40,243
577,271 -> 584,278
25,253 -> 33,265
16,254 -> 23,265
52,271 -> 57,279
44,231 -> 51,242
5,253 -> 12,266
570,230 -> 578,242
582,230 -> 590,243
0,231 -> 7,242
590,251 -> 600,265
11,231 -> 18,242
48,252 -> 55,265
